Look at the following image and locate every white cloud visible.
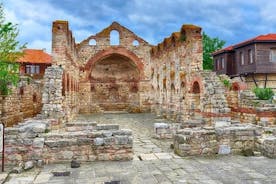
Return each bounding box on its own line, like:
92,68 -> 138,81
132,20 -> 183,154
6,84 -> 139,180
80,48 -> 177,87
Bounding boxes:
2,0 -> 276,51
260,1 -> 276,22
28,40 -> 51,53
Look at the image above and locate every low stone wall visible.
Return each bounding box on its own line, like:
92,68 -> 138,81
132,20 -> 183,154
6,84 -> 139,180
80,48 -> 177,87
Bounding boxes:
174,127 -> 217,156
174,123 -> 260,157
154,123 -> 180,139
4,118 -> 133,166
0,77 -> 43,127
256,127 -> 276,158
226,90 -> 276,126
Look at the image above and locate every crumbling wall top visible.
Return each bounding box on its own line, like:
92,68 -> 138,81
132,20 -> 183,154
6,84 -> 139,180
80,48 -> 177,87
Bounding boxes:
78,21 -> 150,48
151,24 -> 201,57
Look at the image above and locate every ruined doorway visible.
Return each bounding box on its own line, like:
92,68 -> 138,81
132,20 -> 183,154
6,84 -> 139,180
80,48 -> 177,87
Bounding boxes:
90,54 -> 140,111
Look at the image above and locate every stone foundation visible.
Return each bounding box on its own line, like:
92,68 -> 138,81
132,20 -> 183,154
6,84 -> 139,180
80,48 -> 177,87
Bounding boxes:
4,118 -> 133,166
226,89 -> 276,126
174,122 -> 276,158
154,123 -> 180,139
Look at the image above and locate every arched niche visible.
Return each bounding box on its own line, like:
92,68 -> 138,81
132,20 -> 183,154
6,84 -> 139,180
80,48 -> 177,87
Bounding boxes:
110,30 -> 120,45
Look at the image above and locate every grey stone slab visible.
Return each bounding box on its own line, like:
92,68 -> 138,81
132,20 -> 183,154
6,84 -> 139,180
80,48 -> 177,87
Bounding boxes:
139,153 -> 158,160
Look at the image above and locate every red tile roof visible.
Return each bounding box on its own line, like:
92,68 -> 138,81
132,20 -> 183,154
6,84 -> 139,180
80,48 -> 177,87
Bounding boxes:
213,34 -> 276,56
18,49 -> 52,64
212,45 -> 234,55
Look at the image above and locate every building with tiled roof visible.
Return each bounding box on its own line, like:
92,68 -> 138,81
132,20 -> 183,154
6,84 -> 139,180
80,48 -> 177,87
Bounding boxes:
212,34 -> 276,90
18,49 -> 52,79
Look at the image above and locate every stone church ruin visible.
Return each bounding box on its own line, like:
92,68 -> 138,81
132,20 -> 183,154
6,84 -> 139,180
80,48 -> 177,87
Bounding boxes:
3,20 -> 276,167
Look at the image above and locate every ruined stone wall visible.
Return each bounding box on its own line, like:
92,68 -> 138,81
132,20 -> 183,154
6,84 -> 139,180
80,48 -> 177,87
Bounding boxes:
174,123 -> 257,157
150,25 -> 230,125
226,89 -> 276,126
0,77 -> 43,127
150,26 -> 202,120
51,21 -> 80,120
174,122 -> 276,158
50,21 -> 153,116
41,66 -> 65,121
4,118 -> 133,166
77,22 -> 152,113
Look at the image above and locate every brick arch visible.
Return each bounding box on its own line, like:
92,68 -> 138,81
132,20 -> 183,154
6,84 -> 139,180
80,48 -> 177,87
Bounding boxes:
189,76 -> 204,94
192,81 -> 200,93
83,47 -> 144,80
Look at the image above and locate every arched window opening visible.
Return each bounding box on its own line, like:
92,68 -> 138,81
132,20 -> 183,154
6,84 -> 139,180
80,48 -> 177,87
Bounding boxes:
110,30 -> 120,45
89,39 -> 96,45
181,81 -> 185,88
171,83 -> 175,93
192,81 -> 200,94
19,86 -> 24,96
132,40 -> 139,46
33,93 -> 37,103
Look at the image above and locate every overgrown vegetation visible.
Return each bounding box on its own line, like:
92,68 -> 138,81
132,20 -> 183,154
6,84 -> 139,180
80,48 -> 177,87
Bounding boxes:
253,87 -> 274,100
219,76 -> 231,90
203,32 -> 225,70
222,79 -> 231,89
0,3 -> 26,95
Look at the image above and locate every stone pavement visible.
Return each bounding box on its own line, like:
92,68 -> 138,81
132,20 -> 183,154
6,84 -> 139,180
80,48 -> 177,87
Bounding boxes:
3,113 -> 276,184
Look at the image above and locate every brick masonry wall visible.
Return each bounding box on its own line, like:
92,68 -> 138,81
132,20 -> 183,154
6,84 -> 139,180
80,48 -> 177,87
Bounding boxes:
0,77 -> 43,127
51,21 -> 152,115
150,25 -> 230,125
150,25 -> 202,121
226,88 -> 276,126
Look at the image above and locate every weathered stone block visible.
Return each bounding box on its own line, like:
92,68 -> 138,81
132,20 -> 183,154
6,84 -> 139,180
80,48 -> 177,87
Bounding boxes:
94,137 -> 104,146
24,161 -> 34,170
33,138 -> 45,148
218,145 -> 231,154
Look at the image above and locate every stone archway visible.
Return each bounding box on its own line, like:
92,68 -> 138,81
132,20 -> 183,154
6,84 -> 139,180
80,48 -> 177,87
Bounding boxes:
190,81 -> 201,111
89,53 -> 140,111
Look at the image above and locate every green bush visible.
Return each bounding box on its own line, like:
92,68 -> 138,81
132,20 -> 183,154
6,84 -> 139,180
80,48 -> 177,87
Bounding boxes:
222,79 -> 231,89
253,87 -> 274,100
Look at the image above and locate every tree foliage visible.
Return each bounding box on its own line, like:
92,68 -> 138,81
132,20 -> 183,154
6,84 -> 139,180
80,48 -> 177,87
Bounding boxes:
203,32 -> 225,70
0,3 -> 26,95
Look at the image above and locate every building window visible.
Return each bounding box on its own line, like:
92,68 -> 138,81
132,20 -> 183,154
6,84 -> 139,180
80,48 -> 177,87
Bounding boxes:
248,49 -> 253,64
240,52 -> 244,65
270,48 -> 276,62
221,58 -> 225,69
26,65 -> 40,74
216,59 -> 220,70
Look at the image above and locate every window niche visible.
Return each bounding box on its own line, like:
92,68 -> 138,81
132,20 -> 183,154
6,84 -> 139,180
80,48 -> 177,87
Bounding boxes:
89,39 -> 96,46
132,40 -> 139,46
110,30 -> 120,45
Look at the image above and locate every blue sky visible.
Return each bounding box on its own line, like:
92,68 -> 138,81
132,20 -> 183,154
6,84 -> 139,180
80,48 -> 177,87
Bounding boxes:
2,0 -> 276,53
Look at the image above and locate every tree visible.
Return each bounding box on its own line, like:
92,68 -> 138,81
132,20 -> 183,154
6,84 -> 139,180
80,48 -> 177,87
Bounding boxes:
203,32 -> 225,70
0,3 -> 26,95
